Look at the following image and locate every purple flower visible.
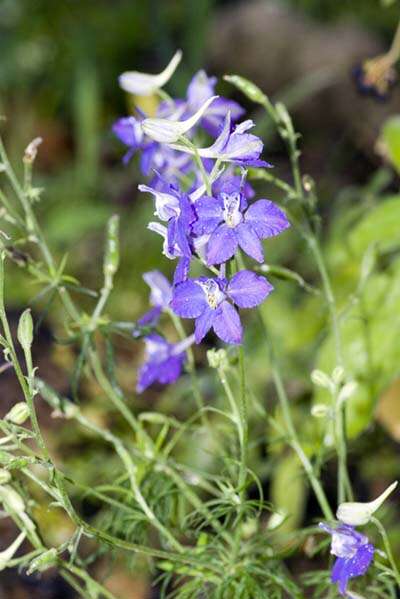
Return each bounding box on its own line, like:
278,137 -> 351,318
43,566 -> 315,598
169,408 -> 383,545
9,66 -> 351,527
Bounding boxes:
138,271 -> 172,327
186,70 -> 245,136
192,185 -> 290,265
171,270 -> 273,344
136,334 -> 186,393
112,116 -> 145,165
319,523 -> 374,596
139,182 -> 196,258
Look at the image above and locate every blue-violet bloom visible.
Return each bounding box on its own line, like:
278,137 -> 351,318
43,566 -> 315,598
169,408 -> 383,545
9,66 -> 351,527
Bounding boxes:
138,270 -> 172,327
192,187 -> 290,265
171,270 -> 273,344
136,334 -> 186,393
319,523 -> 374,596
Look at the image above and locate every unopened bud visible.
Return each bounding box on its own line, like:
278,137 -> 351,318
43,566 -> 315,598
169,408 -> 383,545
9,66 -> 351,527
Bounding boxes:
311,369 -> 332,391
0,532 -> 26,571
207,348 -> 229,370
224,75 -> 268,106
0,485 -> 25,513
311,404 -> 330,418
332,366 -> 345,386
337,481 -> 398,526
103,215 -> 120,288
23,137 -> 42,164
27,548 -> 58,574
17,309 -> 33,352
338,381 -> 358,405
5,402 -> 30,425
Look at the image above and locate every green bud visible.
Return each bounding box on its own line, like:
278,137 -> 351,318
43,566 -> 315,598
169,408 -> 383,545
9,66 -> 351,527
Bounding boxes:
310,369 -> 332,391
0,469 -> 11,484
311,404 -> 330,418
103,215 -> 120,288
224,74 -> 268,106
207,348 -> 229,370
27,548 -> 58,575
17,309 -> 33,351
5,402 -> 30,425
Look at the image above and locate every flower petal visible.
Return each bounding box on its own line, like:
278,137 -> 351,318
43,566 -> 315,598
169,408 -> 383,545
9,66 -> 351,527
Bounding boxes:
119,50 -> 182,96
245,200 -> 290,238
213,301 -> 242,345
192,196 -> 223,235
112,116 -> 143,147
171,280 -> 207,318
194,307 -> 216,343
173,257 -> 191,285
227,270 -> 273,308
157,355 -> 185,385
236,222 -> 264,263
143,270 -> 172,307
207,224 -> 238,265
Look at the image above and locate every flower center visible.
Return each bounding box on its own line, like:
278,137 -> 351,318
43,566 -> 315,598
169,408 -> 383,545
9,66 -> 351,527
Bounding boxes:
222,192 -> 242,228
197,279 -> 225,309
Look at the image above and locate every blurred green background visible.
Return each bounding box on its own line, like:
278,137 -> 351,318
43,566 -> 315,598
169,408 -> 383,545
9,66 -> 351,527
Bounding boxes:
1,1 -> 400,597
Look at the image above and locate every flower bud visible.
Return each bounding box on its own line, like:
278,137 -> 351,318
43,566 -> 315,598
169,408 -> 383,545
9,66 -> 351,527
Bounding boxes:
142,96 -> 218,143
338,381 -> 358,405
207,348 -> 229,371
0,469 -> 11,484
119,50 -> 182,96
337,481 -> 398,526
311,369 -> 332,391
103,215 -> 120,288
0,532 -> 26,571
0,485 -> 25,513
23,137 -> 42,164
17,309 -> 34,352
224,74 -> 268,105
311,403 -> 330,418
332,366 -> 345,386
5,402 -> 30,425
27,548 -> 58,575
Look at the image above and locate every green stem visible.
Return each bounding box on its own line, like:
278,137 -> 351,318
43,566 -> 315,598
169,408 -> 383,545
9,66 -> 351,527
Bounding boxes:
371,517 -> 400,589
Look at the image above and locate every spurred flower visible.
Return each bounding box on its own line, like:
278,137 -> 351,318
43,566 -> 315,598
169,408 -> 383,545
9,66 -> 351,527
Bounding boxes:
119,50 -> 182,96
138,270 -> 172,327
171,270 -> 273,344
136,334 -> 186,393
192,182 -> 289,265
319,523 -> 374,596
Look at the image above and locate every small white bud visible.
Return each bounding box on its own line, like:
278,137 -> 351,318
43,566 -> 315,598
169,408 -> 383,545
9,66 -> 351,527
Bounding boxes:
5,402 -> 30,425
142,96 -> 218,143
27,548 -> 58,574
119,50 -> 182,96
0,469 -> 11,484
337,381 -> 358,405
337,481 -> 398,526
23,137 -> 42,164
332,366 -> 345,386
311,404 -> 330,418
17,309 -> 34,351
0,485 -> 25,513
267,510 -> 287,530
311,369 -> 332,391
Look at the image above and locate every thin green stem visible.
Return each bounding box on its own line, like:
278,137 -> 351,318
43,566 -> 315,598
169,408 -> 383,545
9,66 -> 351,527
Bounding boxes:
371,517 -> 400,588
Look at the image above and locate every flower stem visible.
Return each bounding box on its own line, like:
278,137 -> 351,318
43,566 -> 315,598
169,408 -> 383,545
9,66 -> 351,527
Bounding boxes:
371,516 -> 400,589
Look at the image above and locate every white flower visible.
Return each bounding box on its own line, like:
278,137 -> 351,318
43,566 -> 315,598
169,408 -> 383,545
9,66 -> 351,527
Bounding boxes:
119,50 -> 182,96
142,96 -> 218,143
0,532 -> 26,571
337,481 -> 398,526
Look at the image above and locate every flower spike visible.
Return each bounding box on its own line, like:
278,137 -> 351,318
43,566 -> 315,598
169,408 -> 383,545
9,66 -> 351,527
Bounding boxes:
119,50 -> 182,96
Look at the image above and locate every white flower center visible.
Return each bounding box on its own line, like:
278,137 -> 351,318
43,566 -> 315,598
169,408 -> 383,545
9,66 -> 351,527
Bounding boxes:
197,279 -> 225,309
222,192 -> 242,228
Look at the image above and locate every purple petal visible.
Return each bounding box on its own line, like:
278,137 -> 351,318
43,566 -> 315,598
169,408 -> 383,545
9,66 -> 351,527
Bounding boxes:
136,362 -> 159,393
201,98 -> 245,136
194,307 -> 216,343
245,200 -> 290,239
236,222 -> 264,263
173,257 -> 190,285
171,280 -> 208,318
192,196 -> 223,235
137,306 -> 162,327
143,271 -> 172,307
227,270 -> 273,308
156,355 -> 185,386
207,224 -> 238,265
112,116 -> 143,147
213,301 -> 242,345
331,543 -> 374,596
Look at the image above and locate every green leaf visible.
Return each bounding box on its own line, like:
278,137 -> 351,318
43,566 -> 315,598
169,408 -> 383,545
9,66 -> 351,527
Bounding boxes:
381,116 -> 400,174
270,453 -> 306,534
348,195 -> 400,258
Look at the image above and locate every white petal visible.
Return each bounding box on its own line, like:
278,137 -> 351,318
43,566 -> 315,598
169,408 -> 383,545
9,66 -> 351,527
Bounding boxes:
142,96 -> 218,143
0,532 -> 26,571
119,50 -> 182,96
337,481 -> 398,526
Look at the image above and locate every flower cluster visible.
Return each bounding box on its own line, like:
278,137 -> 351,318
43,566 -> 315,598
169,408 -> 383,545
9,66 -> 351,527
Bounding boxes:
113,51 -> 289,393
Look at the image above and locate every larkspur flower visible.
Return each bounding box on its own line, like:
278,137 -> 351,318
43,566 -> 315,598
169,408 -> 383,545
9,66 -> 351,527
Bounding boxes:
170,112 -> 271,167
319,523 -> 374,597
139,181 -> 196,258
192,181 -> 290,265
138,270 -> 172,327
136,334 -> 186,393
186,70 -> 244,136
119,50 -> 182,96
171,270 -> 273,344
146,222 -> 191,284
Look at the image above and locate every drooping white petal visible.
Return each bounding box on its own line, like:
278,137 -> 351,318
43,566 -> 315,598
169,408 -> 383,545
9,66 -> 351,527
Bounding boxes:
142,96 -> 218,143
119,50 -> 182,96
0,532 -> 26,571
337,481 -> 398,526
